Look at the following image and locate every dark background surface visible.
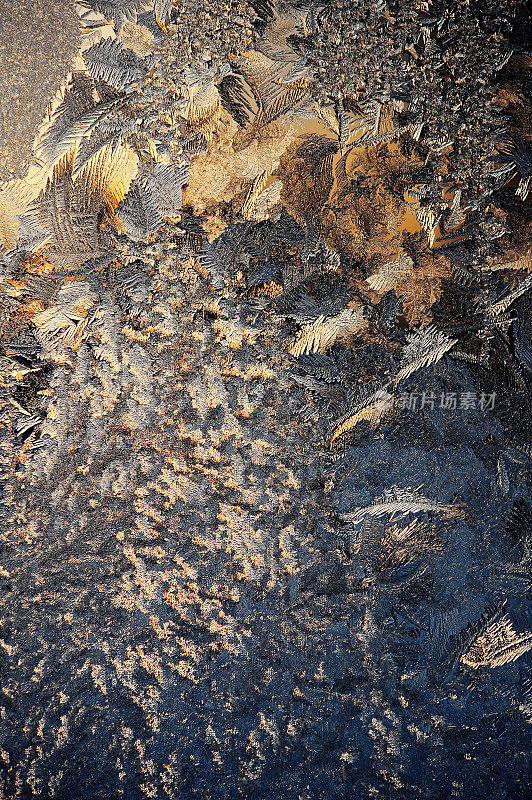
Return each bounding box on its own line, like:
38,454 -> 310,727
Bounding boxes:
0,0 -> 79,181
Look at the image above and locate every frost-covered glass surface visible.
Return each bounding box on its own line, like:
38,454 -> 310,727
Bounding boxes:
0,2 -> 531,798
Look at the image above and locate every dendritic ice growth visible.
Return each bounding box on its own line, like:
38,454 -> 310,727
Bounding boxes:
0,2 -> 531,799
